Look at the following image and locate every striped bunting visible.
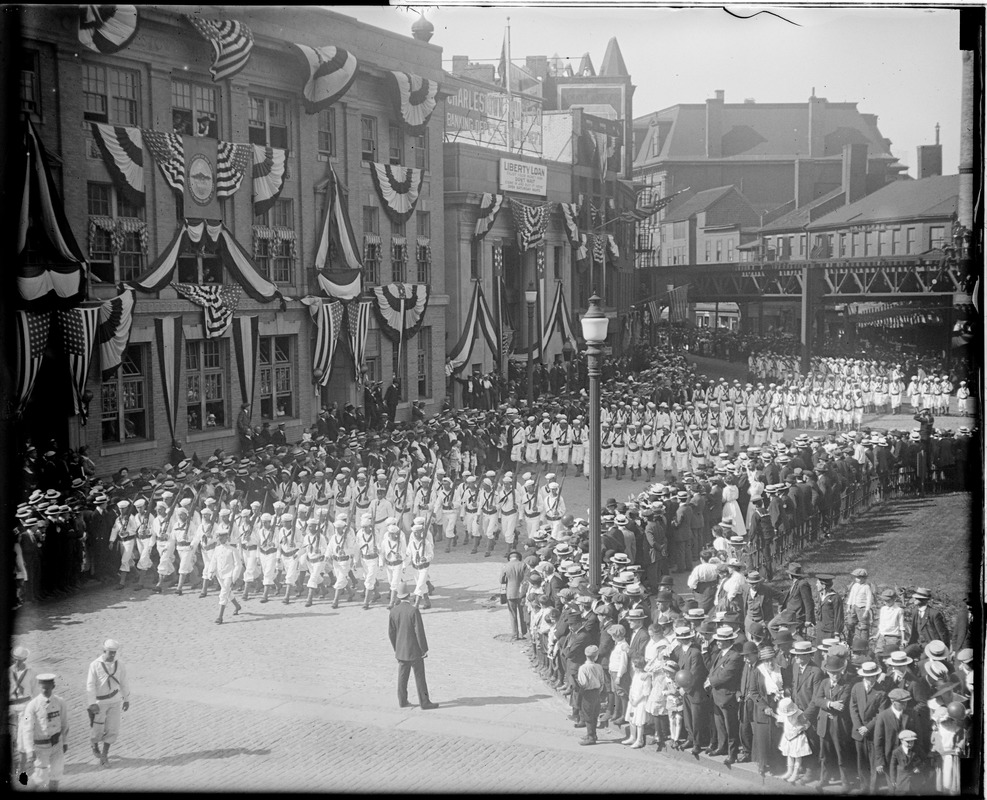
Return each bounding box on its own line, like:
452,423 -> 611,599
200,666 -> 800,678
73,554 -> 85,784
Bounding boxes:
447,282 -> 498,373
473,193 -> 504,241
529,282 -> 577,362
252,145 -> 289,216
184,15 -> 254,82
314,162 -> 363,272
216,141 -> 252,198
303,298 -> 344,387
509,198 -> 550,252
78,5 -> 139,54
389,71 -> 438,134
232,316 -> 260,408
369,163 -> 426,225
294,44 -> 358,114
90,124 -> 144,206
98,288 -> 136,379
55,305 -> 100,422
559,202 -> 581,248
317,269 -> 362,301
172,283 -> 241,338
14,310 -> 51,416
154,316 -> 184,444
142,129 -> 185,192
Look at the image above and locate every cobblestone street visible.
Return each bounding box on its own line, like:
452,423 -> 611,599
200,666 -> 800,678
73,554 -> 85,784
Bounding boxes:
12,551 -> 757,792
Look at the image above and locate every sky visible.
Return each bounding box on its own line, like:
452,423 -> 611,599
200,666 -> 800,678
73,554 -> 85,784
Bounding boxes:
333,4 -> 962,177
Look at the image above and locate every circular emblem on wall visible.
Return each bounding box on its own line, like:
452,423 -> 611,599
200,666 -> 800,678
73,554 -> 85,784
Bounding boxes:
187,153 -> 215,207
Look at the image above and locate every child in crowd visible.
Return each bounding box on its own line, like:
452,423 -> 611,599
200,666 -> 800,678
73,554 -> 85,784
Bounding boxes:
606,624 -> 630,727
576,645 -> 606,746
625,656 -> 653,749
776,697 -> 811,783
889,729 -> 925,795
874,588 -> 906,656
844,567 -> 874,641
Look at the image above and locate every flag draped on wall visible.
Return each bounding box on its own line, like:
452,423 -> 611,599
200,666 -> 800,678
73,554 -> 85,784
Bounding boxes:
215,141 -> 253,198
389,71 -> 438,133
18,121 -> 87,306
369,163 -> 426,225
559,202 -> 581,248
530,282 -> 577,361
231,316 -> 260,409
98,288 -> 136,379
371,283 -> 431,343
78,5 -> 139,54
447,282 -> 499,373
607,234 -> 620,261
55,305 -> 100,423
347,299 -> 372,382
154,316 -> 184,444
300,298 -> 344,387
592,234 -> 606,265
251,145 -> 289,216
184,15 -> 254,82
317,269 -> 362,301
293,44 -> 358,114
172,283 -> 241,338
646,299 -> 660,327
314,163 -> 363,272
473,193 -> 505,241
129,220 -> 283,304
141,130 -> 185,193
90,124 -> 144,206
510,199 -> 550,251
668,284 -> 689,322
14,311 -> 51,416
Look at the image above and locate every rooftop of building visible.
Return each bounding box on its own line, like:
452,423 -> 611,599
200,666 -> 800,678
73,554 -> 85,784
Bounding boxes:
806,173 -> 959,229
633,94 -> 897,166
661,185 -> 738,223
759,187 -> 846,233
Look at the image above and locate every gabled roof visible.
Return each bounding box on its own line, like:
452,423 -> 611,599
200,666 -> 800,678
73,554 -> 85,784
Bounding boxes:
807,174 -> 958,229
599,38 -> 629,78
662,185 -> 736,223
759,187 -> 845,233
634,100 -> 897,168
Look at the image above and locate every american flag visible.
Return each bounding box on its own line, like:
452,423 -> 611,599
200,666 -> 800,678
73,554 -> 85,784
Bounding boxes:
668,284 -> 689,323
184,16 -> 254,82
347,299 -> 372,383
142,130 -> 185,192
56,306 -> 100,420
172,283 -> 240,338
313,300 -> 344,387
15,310 -> 51,415
216,141 -> 252,198
647,300 -> 660,326
98,288 -> 136,379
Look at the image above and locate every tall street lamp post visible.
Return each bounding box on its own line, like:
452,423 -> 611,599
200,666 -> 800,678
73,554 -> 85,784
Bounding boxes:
525,283 -> 537,410
580,293 -> 609,593
562,338 -> 574,392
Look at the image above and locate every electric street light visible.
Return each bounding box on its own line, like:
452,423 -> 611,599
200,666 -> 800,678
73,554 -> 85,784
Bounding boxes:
580,293 -> 609,593
525,283 -> 537,410
561,338 -> 574,393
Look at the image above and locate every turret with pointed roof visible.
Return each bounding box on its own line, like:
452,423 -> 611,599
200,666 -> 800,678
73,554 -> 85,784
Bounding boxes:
599,37 -> 628,78
577,52 -> 595,77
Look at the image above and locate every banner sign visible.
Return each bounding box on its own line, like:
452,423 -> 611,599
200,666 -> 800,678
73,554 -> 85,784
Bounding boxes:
499,158 -> 548,197
445,83 -> 543,156
183,135 -> 221,221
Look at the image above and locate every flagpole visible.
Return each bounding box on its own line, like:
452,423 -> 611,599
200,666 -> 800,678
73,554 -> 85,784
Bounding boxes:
505,17 -> 512,154
397,297 -> 405,388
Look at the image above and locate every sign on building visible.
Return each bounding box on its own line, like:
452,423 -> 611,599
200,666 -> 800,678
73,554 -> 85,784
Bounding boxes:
446,84 -> 543,157
499,158 -> 548,196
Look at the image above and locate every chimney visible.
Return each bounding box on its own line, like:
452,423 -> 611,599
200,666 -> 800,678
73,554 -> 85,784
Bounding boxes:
794,158 -> 814,207
451,55 -> 468,74
808,95 -> 826,157
916,144 -> 943,179
525,55 -> 548,80
842,143 -> 868,205
706,90 -> 724,158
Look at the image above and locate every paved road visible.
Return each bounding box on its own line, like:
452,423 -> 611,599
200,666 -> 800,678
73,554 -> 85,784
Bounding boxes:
12,551 -> 757,792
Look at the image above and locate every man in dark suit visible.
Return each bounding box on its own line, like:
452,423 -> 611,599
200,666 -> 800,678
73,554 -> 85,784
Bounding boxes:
814,573 -> 845,646
768,561 -> 815,637
812,653 -> 853,791
872,687 -> 921,793
565,597 -> 601,724
739,570 -> 780,633
500,550 -> 529,641
388,583 -> 438,710
849,660 -> 890,793
907,586 -> 951,649
670,625 -> 711,753
706,626 -> 743,764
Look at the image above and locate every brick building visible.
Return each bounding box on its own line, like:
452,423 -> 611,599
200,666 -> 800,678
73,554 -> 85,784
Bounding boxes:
18,5 -> 447,474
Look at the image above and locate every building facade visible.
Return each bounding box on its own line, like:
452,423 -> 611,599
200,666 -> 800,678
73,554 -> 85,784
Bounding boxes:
19,5 -> 447,474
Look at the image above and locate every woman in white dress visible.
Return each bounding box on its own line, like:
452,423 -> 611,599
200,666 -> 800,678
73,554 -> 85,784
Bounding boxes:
721,475 -> 747,537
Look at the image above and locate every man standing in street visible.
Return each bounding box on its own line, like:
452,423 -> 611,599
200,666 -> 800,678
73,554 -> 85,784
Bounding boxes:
236,402 -> 253,454
385,377 -> 401,425
388,583 -> 438,710
500,550 -> 529,641
19,673 -> 69,791
86,639 -> 130,767
9,646 -> 37,780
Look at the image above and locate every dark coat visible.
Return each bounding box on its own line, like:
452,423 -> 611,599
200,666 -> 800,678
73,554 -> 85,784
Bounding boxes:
873,707 -> 921,771
389,599 -> 429,661
708,645 -> 743,707
849,678 -> 889,741
780,577 -> 816,625
674,640 -> 710,704
907,605 -> 950,649
812,674 -> 852,739
792,662 -> 825,719
889,745 -> 926,794
500,560 -> 529,600
816,591 -> 845,638
739,584 -> 780,627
